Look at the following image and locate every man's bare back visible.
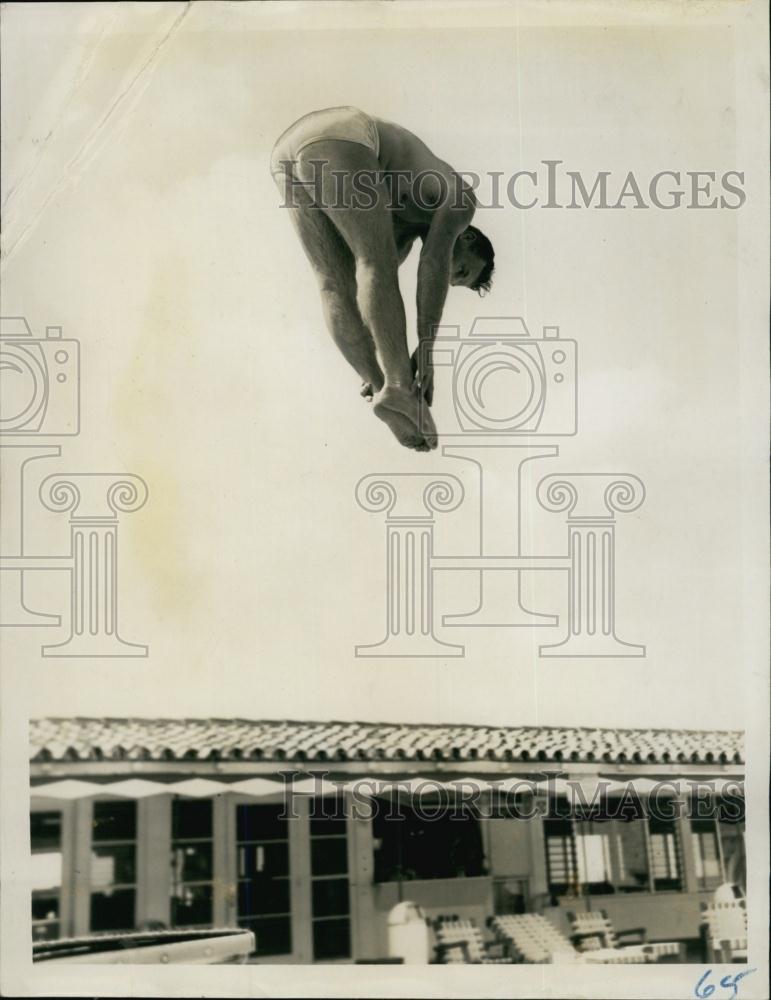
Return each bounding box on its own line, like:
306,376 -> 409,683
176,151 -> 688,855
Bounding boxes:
271,107 -> 495,451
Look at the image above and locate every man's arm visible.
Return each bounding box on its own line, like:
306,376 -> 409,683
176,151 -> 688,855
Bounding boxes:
414,195 -> 474,402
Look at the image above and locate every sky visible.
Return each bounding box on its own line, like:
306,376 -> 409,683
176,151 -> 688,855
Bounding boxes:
1,1 -> 766,731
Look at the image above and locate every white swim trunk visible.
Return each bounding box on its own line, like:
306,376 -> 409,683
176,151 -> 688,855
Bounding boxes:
270,106 -> 380,178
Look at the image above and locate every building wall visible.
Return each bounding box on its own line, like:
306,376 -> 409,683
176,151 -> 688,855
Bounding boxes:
31,773 -> 743,963
348,808 -> 715,959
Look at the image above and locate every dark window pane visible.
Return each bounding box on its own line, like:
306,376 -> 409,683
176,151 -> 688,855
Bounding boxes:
171,883 -> 213,926
90,888 -> 136,931
311,837 -> 348,876
549,797 -> 574,820
648,818 -> 682,891
92,801 -> 136,842
238,842 -> 288,879
311,877 -> 349,918
649,816 -> 678,834
91,844 -> 136,887
173,842 -> 213,882
172,798 -> 213,839
719,821 -> 746,887
373,807 -> 485,882
691,819 -> 722,889
309,799 -> 347,836
493,879 -> 526,915
313,917 -> 350,960
238,877 -> 290,916
238,916 -> 292,957
614,819 -> 649,891
32,894 -> 59,920
30,812 -> 61,850
543,817 -> 573,836
716,794 -> 745,825
237,804 -> 288,843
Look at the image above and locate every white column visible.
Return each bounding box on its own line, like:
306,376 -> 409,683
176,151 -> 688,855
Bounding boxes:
537,474 -> 646,657
355,474 -> 465,657
39,473 -> 148,656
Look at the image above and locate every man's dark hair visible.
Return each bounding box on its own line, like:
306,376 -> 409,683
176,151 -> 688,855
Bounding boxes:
466,226 -> 495,295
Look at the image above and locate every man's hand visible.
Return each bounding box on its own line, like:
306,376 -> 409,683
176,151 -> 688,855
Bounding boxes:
411,347 -> 434,406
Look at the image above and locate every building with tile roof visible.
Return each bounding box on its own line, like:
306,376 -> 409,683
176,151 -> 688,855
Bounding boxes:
30,716 -> 743,768
30,717 -> 745,964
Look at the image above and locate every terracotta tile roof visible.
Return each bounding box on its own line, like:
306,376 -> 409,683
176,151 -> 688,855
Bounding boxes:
29,718 -> 744,766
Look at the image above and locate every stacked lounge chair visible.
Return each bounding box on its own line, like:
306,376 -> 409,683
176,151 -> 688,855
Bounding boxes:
492,913 -> 647,964
567,909 -> 680,962
433,918 -> 513,964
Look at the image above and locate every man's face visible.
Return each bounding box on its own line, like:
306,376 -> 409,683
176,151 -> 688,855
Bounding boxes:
450,230 -> 486,288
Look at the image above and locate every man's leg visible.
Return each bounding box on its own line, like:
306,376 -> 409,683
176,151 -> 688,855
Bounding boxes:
275,170 -> 383,388
293,143 -> 437,449
274,168 -> 430,451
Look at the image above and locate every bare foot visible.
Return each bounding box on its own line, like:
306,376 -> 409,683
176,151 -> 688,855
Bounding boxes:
373,385 -> 438,450
374,406 -> 431,451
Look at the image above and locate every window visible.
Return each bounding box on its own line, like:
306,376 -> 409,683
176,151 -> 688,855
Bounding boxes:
690,799 -> 746,892
236,803 -> 291,957
310,798 -> 350,961
718,817 -> 745,887
493,878 -> 528,916
574,823 -> 613,890
544,817 -> 578,896
373,802 -> 486,883
171,799 -> 213,927
31,811 -> 63,942
613,818 -> 650,892
90,801 -> 137,932
647,817 -> 682,891
691,819 -> 722,890
544,807 -> 682,898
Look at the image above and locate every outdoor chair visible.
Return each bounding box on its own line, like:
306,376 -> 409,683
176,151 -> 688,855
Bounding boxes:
700,899 -> 747,963
491,913 -> 647,964
567,908 -> 680,962
432,917 -> 513,964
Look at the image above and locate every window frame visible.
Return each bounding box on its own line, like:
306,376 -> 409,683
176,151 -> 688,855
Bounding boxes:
371,799 -> 488,885
229,793 -> 299,962
309,798 -> 352,962
89,799 -> 139,934
170,797 -> 216,930
542,804 -> 686,899
30,802 -> 73,942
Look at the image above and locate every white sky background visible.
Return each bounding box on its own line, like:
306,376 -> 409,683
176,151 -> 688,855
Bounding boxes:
1,1 -> 767,730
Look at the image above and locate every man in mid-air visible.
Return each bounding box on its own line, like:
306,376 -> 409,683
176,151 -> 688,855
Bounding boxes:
271,106 -> 494,451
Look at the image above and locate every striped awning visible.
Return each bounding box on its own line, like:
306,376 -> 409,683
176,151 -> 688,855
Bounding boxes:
31,775 -> 745,801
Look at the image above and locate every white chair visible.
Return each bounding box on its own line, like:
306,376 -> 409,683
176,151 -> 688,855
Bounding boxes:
433,918 -> 513,964
492,913 -> 647,964
567,909 -> 680,963
701,899 -> 747,963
